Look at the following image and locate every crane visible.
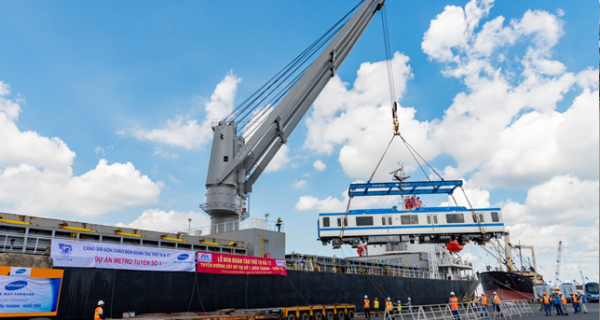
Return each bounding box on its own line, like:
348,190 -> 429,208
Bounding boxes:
202,0 -> 386,230
554,240 -> 562,285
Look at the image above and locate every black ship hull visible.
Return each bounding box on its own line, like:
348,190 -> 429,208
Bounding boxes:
53,267 -> 472,319
479,271 -> 534,300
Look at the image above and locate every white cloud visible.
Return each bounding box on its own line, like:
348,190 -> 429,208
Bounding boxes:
313,160 -> 326,171
291,180 -> 307,189
125,73 -> 241,150
117,209 -> 211,233
0,84 -> 161,217
264,144 -> 291,173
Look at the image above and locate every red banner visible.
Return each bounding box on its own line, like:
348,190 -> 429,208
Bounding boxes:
196,252 -> 287,275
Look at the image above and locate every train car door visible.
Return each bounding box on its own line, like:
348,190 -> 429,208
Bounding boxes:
427,214 -> 439,231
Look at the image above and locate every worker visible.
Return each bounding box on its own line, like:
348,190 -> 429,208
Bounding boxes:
559,293 -> 568,315
94,300 -> 105,320
578,291 -> 588,314
396,300 -> 402,315
480,293 -> 489,317
551,289 -> 562,316
363,295 -> 371,320
539,294 -> 545,312
373,297 -> 380,317
542,292 -> 552,316
571,292 -> 581,314
449,292 -> 461,320
493,292 -> 502,317
386,297 -> 394,320
276,217 -> 282,232
405,297 -> 412,314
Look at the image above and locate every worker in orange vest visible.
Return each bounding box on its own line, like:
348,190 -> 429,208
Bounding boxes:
94,300 -> 105,320
493,292 -> 502,317
449,292 -> 461,320
559,293 -> 568,315
386,297 -> 394,319
363,295 -> 370,320
542,292 -> 552,316
373,297 -> 380,317
480,293 -> 489,317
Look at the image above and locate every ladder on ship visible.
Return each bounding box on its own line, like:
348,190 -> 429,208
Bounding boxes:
428,244 -> 439,279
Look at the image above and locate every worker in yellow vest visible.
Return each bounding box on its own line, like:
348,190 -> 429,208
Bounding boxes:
374,297 -> 380,317
363,295 -> 371,320
570,292 -> 580,313
480,293 -> 489,317
386,297 -> 394,319
449,292 -> 461,320
396,300 -> 402,315
94,300 -> 105,320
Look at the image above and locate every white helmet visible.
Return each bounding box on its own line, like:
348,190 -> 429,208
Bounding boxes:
98,300 -> 105,306
365,295 -> 368,299
451,292 -> 455,296
408,298 -> 411,300
387,297 -> 391,301
397,300 -> 401,303
493,292 -> 497,295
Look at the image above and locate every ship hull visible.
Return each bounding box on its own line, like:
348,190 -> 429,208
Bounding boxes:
55,267 -> 472,319
480,271 -> 534,301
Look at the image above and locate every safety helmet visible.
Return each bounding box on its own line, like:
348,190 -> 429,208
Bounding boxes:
570,292 -> 574,295
450,292 -> 455,296
365,295 -> 368,299
408,298 -> 411,300
98,300 -> 105,306
493,292 -> 497,295
387,297 -> 391,301
482,293 -> 485,296
543,292 -> 547,295
375,297 -> 378,300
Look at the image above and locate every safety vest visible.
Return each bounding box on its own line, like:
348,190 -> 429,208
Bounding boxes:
481,296 -> 487,305
94,307 -> 103,320
386,301 -> 393,312
374,300 -> 379,308
543,296 -> 550,304
574,296 -> 581,303
364,299 -> 370,308
397,302 -> 402,311
494,295 -> 500,305
449,297 -> 459,310
560,296 -> 567,304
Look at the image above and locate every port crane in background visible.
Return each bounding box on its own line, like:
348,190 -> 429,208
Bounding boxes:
554,240 -> 563,285
201,0 -> 386,231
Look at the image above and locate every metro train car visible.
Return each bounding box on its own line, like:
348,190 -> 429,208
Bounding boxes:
318,206 -> 505,247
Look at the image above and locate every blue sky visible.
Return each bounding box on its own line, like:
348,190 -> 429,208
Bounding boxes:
0,0 -> 598,283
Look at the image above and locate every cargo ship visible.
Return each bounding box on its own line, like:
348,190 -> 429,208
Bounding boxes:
478,231 -> 544,300
0,211 -> 478,319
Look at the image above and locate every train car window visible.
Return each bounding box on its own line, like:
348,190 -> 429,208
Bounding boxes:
382,217 -> 386,225
401,215 -> 419,225
427,216 -> 431,224
323,217 -> 330,227
388,217 -> 392,225
491,212 -> 499,222
446,213 -> 464,223
433,215 -> 438,224
344,218 -> 348,226
479,214 -> 484,223
337,218 -> 341,227
356,216 -> 374,226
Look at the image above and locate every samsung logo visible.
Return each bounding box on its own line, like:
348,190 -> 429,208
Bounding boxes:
177,254 -> 189,261
14,269 -> 27,275
5,280 -> 28,291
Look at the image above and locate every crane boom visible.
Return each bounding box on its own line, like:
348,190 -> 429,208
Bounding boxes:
203,0 -> 385,229
554,240 -> 563,285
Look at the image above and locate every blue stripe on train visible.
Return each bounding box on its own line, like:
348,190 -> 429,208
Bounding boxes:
320,223 -> 504,231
